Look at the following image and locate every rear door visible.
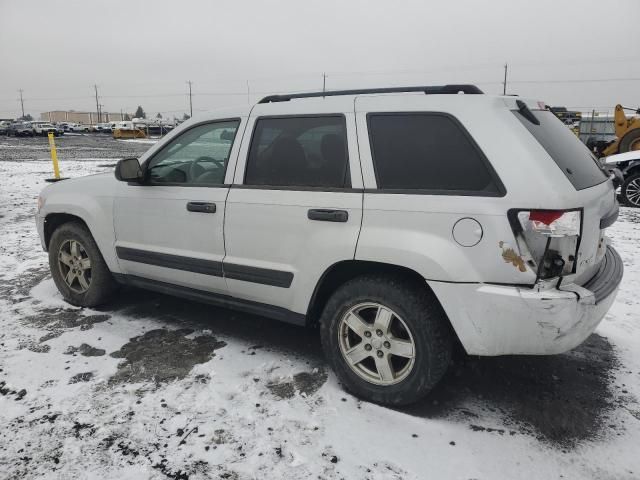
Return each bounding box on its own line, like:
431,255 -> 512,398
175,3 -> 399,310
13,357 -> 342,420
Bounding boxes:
223,100 -> 363,316
113,119 -> 243,294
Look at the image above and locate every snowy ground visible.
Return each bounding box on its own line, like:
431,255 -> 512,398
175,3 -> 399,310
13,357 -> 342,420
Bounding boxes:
1,137 -> 639,479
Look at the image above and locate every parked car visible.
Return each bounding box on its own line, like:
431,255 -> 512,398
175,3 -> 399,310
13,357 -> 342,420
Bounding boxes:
0,120 -> 12,135
36,85 -> 623,406
32,122 -> 59,136
68,123 -> 90,133
54,124 -> 65,136
602,151 -> 640,207
11,122 -> 34,137
94,123 -> 113,133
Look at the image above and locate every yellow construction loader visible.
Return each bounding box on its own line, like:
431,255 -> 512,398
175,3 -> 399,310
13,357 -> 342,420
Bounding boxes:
601,105 -> 640,156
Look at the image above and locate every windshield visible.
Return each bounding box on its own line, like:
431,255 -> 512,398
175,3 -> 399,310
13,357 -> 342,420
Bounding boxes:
514,110 -> 608,190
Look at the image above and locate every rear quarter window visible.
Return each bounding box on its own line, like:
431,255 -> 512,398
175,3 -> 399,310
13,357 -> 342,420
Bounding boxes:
514,110 -> 608,190
367,113 -> 504,195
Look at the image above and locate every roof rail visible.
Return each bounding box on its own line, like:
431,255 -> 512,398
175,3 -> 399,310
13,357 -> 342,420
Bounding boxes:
258,84 -> 483,104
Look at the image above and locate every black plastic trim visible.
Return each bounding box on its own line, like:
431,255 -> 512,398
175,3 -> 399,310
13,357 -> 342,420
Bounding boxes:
115,246 -> 294,288
258,84 -> 483,103
116,246 -> 223,276
582,245 -> 623,304
231,184 -> 362,193
364,112 -> 506,197
224,263 -> 293,288
112,274 -> 305,326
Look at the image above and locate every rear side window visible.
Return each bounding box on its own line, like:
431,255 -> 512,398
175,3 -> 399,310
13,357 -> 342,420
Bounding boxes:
514,110 -> 607,190
245,116 -> 350,188
367,113 -> 502,194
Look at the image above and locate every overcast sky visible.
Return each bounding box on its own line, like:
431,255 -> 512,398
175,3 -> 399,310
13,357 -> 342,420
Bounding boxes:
1,0 -> 639,119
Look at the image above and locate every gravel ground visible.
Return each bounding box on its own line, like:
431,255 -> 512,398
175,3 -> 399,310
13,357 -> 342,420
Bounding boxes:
0,135 -> 639,479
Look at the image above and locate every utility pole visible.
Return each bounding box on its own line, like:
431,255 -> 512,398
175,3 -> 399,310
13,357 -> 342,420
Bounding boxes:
502,63 -> 508,95
18,89 -> 25,119
187,80 -> 193,117
322,72 -> 327,95
246,80 -> 250,104
94,84 -> 100,123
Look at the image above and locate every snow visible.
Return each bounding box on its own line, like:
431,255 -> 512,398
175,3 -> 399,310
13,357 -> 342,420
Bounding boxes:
1,159 -> 639,479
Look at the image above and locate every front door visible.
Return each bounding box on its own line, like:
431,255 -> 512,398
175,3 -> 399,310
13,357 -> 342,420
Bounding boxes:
113,119 -> 243,294
224,106 -> 363,316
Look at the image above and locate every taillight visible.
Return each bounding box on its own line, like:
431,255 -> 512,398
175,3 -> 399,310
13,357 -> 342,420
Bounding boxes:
519,210 -> 581,237
511,209 -> 581,280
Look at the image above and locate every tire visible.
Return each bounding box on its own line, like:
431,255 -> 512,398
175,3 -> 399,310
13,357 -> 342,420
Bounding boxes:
319,274 -> 452,406
48,222 -> 118,307
621,173 -> 640,207
619,129 -> 640,153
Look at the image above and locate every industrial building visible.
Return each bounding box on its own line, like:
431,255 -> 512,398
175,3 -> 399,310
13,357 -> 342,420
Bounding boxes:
39,110 -> 131,125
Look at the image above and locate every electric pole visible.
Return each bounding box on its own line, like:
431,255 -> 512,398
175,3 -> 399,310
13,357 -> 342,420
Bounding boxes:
322,72 -> 327,95
94,84 -> 100,122
502,63 -> 508,95
246,80 -> 250,104
18,89 -> 25,119
187,80 -> 193,117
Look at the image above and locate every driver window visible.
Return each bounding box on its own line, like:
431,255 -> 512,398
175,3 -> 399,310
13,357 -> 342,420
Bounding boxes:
146,120 -> 240,185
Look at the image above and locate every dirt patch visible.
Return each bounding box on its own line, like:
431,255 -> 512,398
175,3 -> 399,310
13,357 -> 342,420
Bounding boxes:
69,372 -> 94,384
403,333 -> 621,447
267,369 -> 328,399
24,308 -> 110,334
64,343 -> 106,357
108,328 -> 226,385
0,266 -> 50,303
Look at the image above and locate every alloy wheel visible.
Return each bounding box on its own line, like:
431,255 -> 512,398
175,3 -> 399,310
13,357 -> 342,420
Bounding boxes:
338,302 -> 416,386
57,239 -> 92,293
626,178 -> 640,207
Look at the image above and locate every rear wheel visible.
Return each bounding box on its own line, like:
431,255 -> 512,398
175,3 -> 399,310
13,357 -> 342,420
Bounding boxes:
622,173 -> 640,207
320,274 -> 452,406
48,222 -> 118,307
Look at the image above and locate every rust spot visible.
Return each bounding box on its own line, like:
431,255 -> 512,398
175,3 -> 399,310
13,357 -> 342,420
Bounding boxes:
499,242 -> 527,272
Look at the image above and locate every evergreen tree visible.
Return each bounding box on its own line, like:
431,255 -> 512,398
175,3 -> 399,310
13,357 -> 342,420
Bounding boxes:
134,106 -> 146,119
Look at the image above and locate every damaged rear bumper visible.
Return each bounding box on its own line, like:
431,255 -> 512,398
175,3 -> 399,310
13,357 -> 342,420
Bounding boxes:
428,246 -> 623,356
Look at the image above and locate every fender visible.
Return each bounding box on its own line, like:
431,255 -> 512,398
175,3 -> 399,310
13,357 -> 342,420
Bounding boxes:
40,174 -> 121,273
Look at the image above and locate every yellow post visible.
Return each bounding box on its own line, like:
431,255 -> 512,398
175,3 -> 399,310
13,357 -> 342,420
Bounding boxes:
48,132 -> 60,179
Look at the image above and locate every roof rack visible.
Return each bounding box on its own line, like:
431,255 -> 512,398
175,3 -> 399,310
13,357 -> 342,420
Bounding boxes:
258,84 -> 483,104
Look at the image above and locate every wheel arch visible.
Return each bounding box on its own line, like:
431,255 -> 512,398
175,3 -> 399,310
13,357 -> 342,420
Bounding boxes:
306,259 -> 460,338
43,212 -> 90,250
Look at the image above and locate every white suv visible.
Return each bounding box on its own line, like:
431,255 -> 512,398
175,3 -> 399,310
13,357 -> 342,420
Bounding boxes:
36,85 -> 623,405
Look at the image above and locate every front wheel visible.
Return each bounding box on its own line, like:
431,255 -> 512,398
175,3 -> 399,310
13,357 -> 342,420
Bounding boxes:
320,274 -> 452,406
48,222 -> 118,307
622,173 -> 640,207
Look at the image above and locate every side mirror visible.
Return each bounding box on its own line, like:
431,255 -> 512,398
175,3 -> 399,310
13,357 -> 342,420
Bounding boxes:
115,157 -> 142,183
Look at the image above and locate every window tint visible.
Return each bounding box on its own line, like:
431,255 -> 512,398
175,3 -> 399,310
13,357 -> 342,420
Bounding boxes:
514,110 -> 607,190
146,120 -> 239,185
367,113 -> 501,194
245,116 -> 350,188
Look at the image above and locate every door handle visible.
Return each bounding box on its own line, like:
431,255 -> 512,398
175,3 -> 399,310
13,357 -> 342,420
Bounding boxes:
307,209 -> 348,222
187,202 -> 216,213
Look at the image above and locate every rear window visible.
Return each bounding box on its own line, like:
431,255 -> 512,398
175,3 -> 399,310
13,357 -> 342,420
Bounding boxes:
514,110 -> 607,190
367,113 -> 503,194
